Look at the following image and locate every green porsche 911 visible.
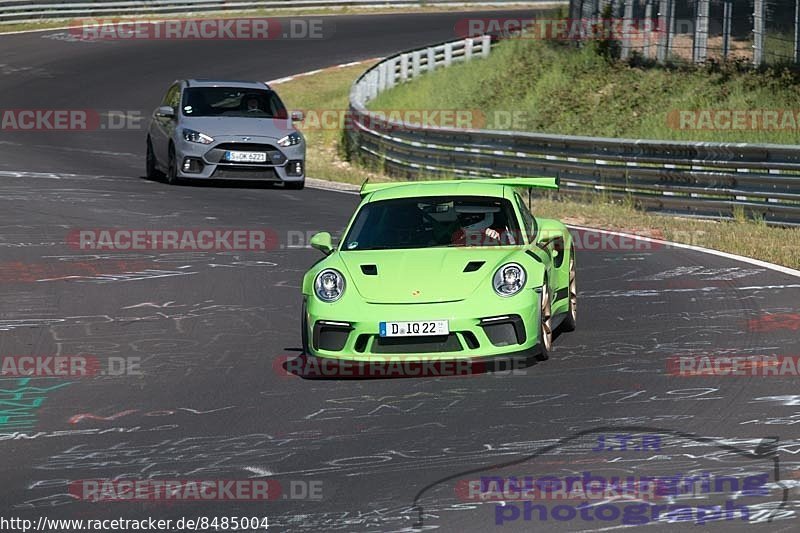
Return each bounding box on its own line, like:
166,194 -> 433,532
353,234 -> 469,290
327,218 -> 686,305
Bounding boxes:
300,178 -> 576,365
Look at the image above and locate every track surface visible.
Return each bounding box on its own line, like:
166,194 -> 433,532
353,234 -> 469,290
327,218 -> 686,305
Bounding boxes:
1,10 -> 799,532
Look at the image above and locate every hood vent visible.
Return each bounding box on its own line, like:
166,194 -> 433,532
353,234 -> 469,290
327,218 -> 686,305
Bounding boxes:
360,264 -> 378,275
463,261 -> 485,273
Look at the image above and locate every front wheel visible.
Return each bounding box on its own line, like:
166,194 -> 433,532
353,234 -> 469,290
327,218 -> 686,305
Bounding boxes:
536,284 -> 553,361
166,146 -> 180,185
146,137 -> 163,179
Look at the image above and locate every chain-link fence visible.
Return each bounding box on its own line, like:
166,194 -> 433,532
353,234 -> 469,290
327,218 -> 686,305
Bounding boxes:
569,0 -> 800,67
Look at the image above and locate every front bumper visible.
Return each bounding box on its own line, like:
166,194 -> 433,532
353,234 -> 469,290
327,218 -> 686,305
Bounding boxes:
305,289 -> 541,362
174,135 -> 305,184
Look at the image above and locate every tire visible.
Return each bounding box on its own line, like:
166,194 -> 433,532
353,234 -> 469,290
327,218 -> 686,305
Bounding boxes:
285,180 -> 305,190
536,283 -> 553,361
145,137 -> 163,179
166,145 -> 179,185
560,248 -> 577,332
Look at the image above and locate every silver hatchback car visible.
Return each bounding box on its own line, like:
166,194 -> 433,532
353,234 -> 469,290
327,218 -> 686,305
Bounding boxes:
146,79 -> 305,189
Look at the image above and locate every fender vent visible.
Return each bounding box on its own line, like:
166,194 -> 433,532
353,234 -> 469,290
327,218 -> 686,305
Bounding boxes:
360,264 -> 378,275
463,261 -> 485,273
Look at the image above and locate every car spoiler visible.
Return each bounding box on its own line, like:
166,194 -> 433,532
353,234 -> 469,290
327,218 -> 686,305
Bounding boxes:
359,177 -> 559,197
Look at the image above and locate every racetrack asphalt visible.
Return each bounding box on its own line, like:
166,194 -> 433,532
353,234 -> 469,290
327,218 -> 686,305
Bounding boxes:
0,9 -> 798,532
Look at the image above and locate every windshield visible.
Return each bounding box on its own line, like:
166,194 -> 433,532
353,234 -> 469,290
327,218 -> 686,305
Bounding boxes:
181,87 -> 287,118
342,196 -> 522,251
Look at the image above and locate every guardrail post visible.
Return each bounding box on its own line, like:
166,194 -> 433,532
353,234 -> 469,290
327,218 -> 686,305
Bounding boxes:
378,62 -> 387,92
411,50 -> 421,77
481,34 -> 491,57
444,42 -> 453,66
620,0 -> 634,60
427,47 -> 436,72
368,71 -> 378,100
465,38 -> 474,60
656,0 -> 673,63
400,53 -> 409,81
753,0 -> 764,66
722,0 -> 732,59
643,0 -> 653,58
795,0 -> 800,63
387,57 -> 397,88
694,0 -> 709,63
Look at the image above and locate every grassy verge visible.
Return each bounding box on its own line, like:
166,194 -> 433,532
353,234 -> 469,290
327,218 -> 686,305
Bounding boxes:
531,193 -> 800,268
273,54 -> 800,269
368,37 -> 800,144
274,62 -> 389,186
0,5 -> 560,34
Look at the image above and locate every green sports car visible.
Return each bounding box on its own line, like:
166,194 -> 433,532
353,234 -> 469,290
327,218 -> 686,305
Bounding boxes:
300,178 -> 576,366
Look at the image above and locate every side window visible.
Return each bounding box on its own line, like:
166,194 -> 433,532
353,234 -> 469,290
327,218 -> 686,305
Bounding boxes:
514,193 -> 536,243
161,84 -> 179,108
169,86 -> 181,109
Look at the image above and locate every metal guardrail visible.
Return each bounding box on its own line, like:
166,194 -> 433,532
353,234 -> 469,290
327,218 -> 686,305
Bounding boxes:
0,1 -> 550,25
346,36 -> 800,225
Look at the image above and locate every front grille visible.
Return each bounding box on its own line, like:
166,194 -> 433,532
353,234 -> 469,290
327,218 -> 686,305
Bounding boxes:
205,143 -> 286,166
210,166 -> 279,180
371,334 -> 463,354
213,143 -> 278,151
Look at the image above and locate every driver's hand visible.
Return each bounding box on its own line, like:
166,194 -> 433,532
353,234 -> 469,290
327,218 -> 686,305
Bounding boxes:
484,228 -> 501,240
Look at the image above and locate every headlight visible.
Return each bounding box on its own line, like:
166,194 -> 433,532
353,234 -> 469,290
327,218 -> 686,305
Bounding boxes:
314,269 -> 345,302
182,129 -> 214,144
493,263 -> 526,297
277,132 -> 302,147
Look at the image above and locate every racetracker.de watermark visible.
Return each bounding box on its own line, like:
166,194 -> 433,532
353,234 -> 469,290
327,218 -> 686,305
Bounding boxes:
275,354 -> 531,378
667,355 -> 800,377
69,479 -> 322,501
0,356 -> 141,377
68,17 -> 329,40
0,110 -> 142,131
287,108 -> 488,132
67,229 -> 280,252
667,109 -> 800,131
454,18 -> 666,41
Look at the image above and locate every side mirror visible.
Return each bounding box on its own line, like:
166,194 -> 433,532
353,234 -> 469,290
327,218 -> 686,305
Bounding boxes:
310,232 -> 333,255
291,110 -> 305,122
156,105 -> 175,118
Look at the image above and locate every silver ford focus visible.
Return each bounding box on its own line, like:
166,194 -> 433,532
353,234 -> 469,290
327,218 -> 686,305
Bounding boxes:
146,79 -> 305,189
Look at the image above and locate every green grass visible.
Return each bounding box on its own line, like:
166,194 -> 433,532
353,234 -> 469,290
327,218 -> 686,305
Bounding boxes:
369,38 -> 800,144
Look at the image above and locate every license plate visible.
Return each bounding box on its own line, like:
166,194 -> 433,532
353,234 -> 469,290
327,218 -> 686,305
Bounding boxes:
225,150 -> 267,163
379,320 -> 449,337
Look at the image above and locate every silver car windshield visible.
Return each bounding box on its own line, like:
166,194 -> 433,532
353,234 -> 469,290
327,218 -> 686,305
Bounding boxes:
181,87 -> 287,118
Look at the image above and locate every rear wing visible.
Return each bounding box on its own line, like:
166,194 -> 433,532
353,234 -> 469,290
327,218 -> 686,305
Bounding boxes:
359,177 -> 559,197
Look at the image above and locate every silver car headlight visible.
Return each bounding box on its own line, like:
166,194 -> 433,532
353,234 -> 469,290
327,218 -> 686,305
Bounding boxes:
493,263 -> 526,297
314,269 -> 345,302
277,132 -> 302,147
182,129 -> 214,144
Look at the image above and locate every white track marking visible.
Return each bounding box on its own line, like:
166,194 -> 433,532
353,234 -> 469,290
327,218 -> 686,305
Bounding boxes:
567,224 -> 800,279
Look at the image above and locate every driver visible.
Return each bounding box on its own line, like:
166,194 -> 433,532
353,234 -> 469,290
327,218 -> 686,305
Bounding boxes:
244,95 -> 262,113
451,211 -> 514,246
